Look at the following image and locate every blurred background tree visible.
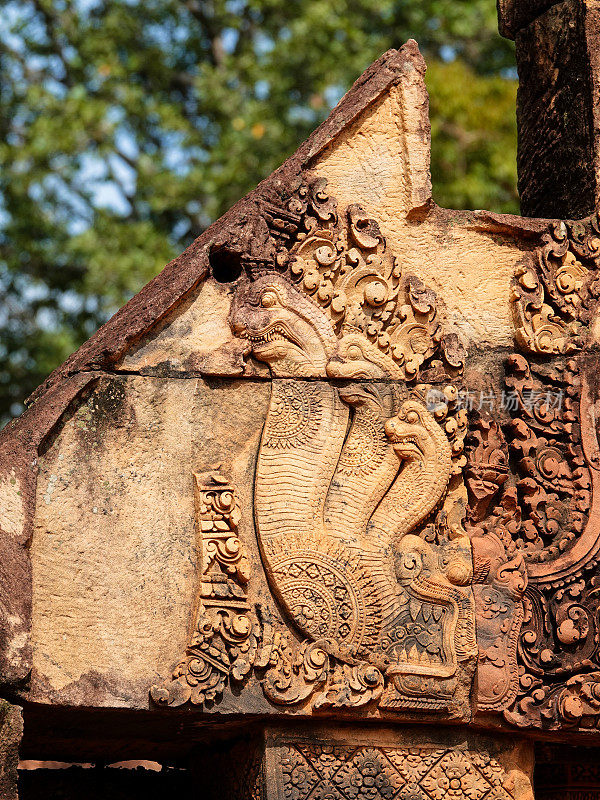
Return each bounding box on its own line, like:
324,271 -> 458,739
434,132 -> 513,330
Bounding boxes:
0,0 -> 518,424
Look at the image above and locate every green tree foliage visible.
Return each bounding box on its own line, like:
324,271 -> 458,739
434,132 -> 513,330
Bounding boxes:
0,0 -> 518,422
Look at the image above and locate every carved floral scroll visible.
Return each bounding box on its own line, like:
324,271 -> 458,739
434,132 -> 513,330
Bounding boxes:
511,215 -> 600,355
499,213 -> 600,730
151,473 -> 259,706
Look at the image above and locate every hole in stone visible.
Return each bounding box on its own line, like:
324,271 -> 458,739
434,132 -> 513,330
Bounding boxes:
209,246 -> 242,283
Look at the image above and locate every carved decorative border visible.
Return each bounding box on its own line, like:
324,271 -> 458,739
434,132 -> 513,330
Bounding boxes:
151,473 -> 259,706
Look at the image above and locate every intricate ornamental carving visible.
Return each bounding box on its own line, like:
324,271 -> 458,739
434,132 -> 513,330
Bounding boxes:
258,180 -> 465,381
502,353 -> 600,728
272,743 -> 522,800
465,416 -> 509,523
504,356 -> 590,566
466,416 -> 527,712
229,181 -> 476,716
151,473 -> 259,706
151,181 -> 476,716
500,211 -> 600,729
260,625 -> 385,710
511,214 -> 600,356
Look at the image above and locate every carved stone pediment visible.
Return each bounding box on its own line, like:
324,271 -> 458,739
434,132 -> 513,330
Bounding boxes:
4,40 -> 600,774
151,183 -> 477,718
147,194 -> 600,732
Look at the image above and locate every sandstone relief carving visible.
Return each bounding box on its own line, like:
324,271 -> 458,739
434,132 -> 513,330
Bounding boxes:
466,417 -> 527,712
493,213 -> 600,729
153,180 -> 477,716
12,31 -> 600,796
272,742 -> 527,800
230,182 -> 476,714
152,185 -> 600,729
151,473 -> 259,706
511,215 -> 600,356
147,183 -> 600,734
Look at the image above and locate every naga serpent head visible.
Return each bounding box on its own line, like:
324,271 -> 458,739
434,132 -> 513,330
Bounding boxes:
384,400 -> 442,463
230,274 -> 338,376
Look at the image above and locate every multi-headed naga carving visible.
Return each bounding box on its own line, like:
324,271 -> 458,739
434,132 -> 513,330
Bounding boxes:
229,181 -> 476,714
